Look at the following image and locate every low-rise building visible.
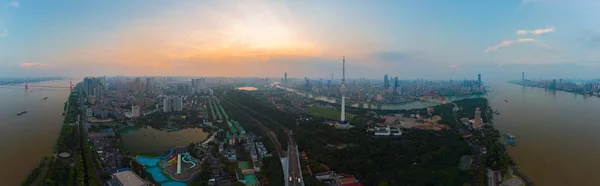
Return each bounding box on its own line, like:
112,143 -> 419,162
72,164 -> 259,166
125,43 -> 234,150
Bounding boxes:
110,170 -> 152,186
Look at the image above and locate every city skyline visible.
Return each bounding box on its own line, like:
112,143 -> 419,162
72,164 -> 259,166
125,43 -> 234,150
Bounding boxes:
1,0 -> 600,79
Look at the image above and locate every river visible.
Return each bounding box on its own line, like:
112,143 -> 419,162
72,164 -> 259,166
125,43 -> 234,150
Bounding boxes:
488,81 -> 600,186
0,80 -> 71,186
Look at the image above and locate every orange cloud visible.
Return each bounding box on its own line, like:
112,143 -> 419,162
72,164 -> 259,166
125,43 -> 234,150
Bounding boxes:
19,62 -> 54,68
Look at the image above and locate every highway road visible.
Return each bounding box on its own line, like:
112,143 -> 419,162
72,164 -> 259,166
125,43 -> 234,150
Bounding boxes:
286,131 -> 304,186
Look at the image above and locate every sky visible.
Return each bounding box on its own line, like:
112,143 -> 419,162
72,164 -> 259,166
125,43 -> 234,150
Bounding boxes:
1,0 -> 600,80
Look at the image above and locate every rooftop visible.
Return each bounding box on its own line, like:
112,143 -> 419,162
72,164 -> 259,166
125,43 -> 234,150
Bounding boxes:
112,170 -> 150,186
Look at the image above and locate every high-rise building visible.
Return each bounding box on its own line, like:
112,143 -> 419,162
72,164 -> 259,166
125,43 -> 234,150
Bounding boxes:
522,72 -> 525,82
304,77 -> 310,97
384,74 -> 389,89
477,73 -> 482,87
284,72 -> 288,85
394,77 -> 399,92
146,78 -> 152,92
131,106 -> 140,117
163,96 -> 183,112
173,97 -> 183,112
134,77 -> 141,92
163,97 -> 170,112
474,108 -> 482,129
318,78 -> 323,90
357,89 -> 365,101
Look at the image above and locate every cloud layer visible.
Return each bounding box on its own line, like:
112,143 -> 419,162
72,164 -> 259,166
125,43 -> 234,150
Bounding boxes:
516,27 -> 555,35
19,62 -> 53,68
485,38 -> 539,53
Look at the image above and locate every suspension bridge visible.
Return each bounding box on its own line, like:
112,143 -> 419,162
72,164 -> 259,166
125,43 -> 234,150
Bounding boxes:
0,81 -> 74,91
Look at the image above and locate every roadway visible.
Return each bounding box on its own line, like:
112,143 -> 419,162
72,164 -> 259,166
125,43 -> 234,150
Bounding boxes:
77,85 -> 107,186
286,130 -> 304,186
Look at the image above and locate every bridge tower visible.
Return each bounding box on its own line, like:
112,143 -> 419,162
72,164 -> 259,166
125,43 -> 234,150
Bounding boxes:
25,82 -> 28,90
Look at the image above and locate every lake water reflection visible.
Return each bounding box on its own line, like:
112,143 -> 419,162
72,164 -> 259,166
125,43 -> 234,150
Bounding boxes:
120,127 -> 208,153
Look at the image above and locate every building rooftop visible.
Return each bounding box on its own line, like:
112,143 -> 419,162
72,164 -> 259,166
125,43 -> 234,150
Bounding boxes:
112,170 -> 150,186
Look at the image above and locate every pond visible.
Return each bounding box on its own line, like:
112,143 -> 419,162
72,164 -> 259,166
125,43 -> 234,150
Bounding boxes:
120,126 -> 208,153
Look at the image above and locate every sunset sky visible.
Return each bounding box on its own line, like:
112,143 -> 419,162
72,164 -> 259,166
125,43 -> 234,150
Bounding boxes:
1,0 -> 600,80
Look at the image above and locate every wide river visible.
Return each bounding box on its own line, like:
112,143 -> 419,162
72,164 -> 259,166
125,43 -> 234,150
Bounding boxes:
0,80 -> 71,185
487,81 -> 600,186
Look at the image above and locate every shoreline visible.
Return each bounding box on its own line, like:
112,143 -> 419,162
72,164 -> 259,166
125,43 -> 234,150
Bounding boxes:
508,81 -> 599,98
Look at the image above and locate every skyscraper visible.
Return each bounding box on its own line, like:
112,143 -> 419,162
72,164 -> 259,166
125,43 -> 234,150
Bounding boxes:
134,77 -> 141,92
384,74 -> 389,89
522,72 -> 525,82
305,77 -> 310,97
394,77 -> 399,92
477,73 -> 481,87
146,78 -> 152,93
284,72 -> 287,85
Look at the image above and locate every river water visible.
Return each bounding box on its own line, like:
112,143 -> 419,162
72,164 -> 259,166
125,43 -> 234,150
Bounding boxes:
0,80 -> 71,186
488,81 -> 600,186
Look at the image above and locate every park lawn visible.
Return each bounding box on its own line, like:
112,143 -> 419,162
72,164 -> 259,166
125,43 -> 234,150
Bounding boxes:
306,106 -> 354,120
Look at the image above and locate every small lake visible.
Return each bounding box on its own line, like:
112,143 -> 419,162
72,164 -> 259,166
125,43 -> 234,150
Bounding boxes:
120,127 -> 208,153
236,86 -> 258,91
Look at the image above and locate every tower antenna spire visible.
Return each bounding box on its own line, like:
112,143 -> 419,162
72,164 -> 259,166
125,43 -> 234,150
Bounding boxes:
342,56 -> 345,85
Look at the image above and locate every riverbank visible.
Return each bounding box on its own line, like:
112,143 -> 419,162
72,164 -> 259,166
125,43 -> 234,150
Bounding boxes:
508,81 -> 599,98
486,81 -> 600,185
21,90 -> 82,185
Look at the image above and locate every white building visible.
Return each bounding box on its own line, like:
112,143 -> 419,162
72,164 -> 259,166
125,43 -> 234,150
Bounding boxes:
131,106 -> 140,117
173,97 -> 183,111
374,126 -> 391,136
163,96 -> 183,112
163,97 -> 170,112
390,127 -> 403,136
111,170 -> 152,186
473,108 -> 482,129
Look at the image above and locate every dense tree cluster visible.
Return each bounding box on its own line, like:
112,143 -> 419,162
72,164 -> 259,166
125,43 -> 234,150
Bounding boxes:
293,120 -> 470,185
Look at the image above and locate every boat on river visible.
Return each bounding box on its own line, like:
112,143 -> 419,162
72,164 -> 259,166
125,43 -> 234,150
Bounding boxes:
17,111 -> 27,116
44,97 -> 48,100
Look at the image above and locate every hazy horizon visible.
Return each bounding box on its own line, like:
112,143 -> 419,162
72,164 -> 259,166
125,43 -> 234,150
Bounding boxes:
1,0 -> 600,80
